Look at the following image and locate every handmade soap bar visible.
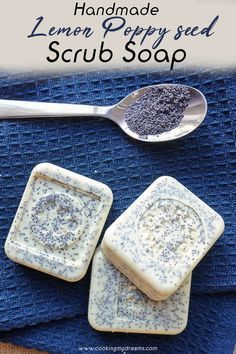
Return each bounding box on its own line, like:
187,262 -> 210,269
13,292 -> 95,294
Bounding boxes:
5,163 -> 113,281
88,248 -> 191,334
102,176 -> 224,301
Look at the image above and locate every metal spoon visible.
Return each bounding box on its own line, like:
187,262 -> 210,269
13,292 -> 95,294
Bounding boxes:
0,84 -> 207,142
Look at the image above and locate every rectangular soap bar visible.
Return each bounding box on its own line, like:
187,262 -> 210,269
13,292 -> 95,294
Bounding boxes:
102,176 -> 224,300
88,248 -> 191,334
4,163 -> 113,281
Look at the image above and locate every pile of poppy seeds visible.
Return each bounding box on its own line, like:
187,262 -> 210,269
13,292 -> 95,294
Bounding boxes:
125,85 -> 191,136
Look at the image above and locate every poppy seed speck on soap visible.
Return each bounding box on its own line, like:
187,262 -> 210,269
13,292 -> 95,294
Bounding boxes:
125,85 -> 191,136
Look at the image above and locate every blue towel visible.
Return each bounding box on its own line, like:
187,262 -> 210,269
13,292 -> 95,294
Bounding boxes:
0,69 -> 235,332
0,293 -> 235,354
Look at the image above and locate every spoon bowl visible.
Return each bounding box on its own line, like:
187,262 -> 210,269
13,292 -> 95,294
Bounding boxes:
0,84 -> 207,143
107,84 -> 207,142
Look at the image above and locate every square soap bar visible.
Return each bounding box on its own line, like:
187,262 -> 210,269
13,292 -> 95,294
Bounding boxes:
5,163 -> 113,281
88,248 -> 191,334
102,176 -> 224,300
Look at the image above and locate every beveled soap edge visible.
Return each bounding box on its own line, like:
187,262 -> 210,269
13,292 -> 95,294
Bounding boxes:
101,242 -> 167,301
4,163 -> 113,282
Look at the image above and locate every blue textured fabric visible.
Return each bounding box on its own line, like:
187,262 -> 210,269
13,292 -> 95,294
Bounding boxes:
0,69 -> 235,333
0,293 -> 235,354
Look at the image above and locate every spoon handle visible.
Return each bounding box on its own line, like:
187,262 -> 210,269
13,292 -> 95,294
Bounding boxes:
0,99 -> 110,119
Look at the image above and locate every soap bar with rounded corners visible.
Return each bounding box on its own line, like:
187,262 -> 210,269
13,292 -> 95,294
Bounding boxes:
88,248 -> 191,334
4,163 -> 113,281
102,176 -> 224,300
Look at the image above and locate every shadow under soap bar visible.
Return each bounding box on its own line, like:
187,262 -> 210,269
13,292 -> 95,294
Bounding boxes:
4,163 -> 113,281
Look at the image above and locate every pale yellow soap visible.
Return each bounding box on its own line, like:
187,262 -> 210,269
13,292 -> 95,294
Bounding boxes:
102,176 -> 224,300
5,163 -> 113,281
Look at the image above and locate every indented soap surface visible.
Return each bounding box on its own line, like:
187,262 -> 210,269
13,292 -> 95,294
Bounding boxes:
88,249 -> 191,334
4,163 -> 113,281
102,176 -> 224,300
